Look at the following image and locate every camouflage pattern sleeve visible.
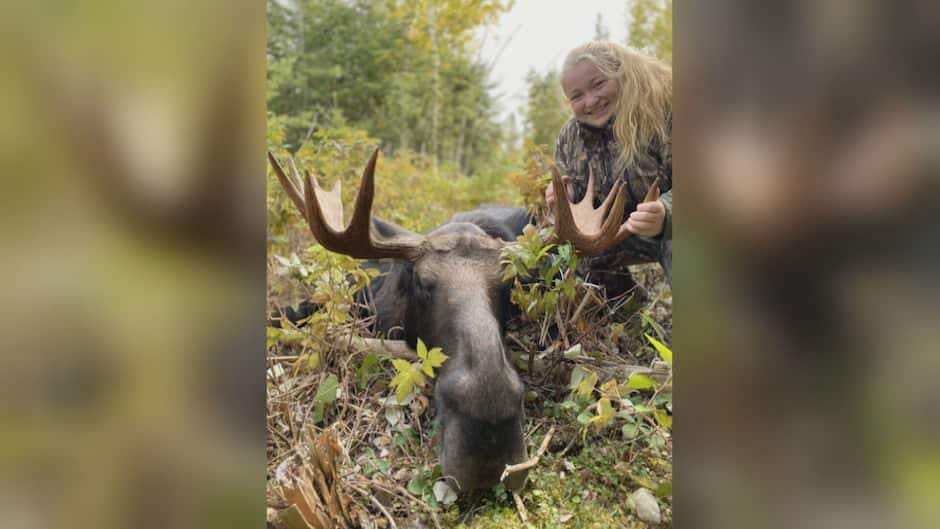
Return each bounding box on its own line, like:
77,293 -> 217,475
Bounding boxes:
555,119 -> 573,175
658,112 -> 673,241
660,189 -> 672,240
553,118 -> 579,178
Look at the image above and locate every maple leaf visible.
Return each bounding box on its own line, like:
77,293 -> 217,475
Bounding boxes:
416,338 -> 448,377
390,358 -> 426,403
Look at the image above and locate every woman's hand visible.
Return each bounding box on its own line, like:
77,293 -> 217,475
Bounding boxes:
626,199 -> 666,237
545,174 -> 574,209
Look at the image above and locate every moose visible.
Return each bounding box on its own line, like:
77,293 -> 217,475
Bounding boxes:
268,148 -> 659,491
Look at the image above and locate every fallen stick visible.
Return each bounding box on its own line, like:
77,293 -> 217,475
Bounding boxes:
350,484 -> 398,529
513,491 -> 535,529
500,426 -> 556,483
597,364 -> 671,386
348,336 -> 419,361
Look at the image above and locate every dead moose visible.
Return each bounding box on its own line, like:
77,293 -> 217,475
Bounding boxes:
268,148 -> 659,492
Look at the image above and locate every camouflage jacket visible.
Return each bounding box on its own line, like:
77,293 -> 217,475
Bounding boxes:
554,114 -> 672,242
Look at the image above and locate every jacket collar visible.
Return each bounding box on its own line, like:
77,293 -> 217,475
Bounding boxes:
577,115 -> 616,145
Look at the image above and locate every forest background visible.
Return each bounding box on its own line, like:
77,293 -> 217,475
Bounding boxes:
266,0 -> 672,233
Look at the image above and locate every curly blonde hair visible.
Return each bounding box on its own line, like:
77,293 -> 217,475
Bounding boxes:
562,41 -> 672,168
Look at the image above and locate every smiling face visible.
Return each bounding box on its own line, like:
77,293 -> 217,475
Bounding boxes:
562,59 -> 619,127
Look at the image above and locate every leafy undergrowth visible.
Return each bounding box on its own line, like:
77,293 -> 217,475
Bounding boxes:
442,414 -> 672,529
266,142 -> 672,529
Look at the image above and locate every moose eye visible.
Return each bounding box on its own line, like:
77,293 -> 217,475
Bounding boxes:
414,272 -> 436,294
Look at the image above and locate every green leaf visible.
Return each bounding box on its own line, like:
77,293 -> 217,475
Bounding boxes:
622,422 -> 639,439
407,477 -> 428,496
655,482 -> 672,498
654,409 -> 673,429
589,397 -> 616,428
626,374 -> 656,390
645,334 -> 673,366
416,338 -> 428,360
356,353 -> 380,388
307,352 -> 320,370
314,374 -> 339,406
545,259 -> 562,282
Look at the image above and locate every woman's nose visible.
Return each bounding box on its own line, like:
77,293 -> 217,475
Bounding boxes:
584,93 -> 598,110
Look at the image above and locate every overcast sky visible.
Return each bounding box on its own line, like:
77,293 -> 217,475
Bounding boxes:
478,0 -> 628,124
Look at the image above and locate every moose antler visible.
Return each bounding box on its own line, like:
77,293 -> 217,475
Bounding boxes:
552,164 -> 661,256
267,148 -> 425,260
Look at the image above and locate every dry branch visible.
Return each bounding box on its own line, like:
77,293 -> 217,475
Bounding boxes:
603,364 -> 672,387
348,337 -> 418,361
513,491 -> 535,529
500,426 -> 556,483
350,484 -> 397,529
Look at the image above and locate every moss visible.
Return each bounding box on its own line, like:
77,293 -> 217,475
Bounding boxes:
439,434 -> 671,528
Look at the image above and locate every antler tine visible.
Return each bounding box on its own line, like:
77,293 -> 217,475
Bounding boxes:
267,151 -> 305,215
295,157 -> 344,231
550,164 -> 577,235
610,176 -> 661,245
644,177 -> 661,202
551,164 -> 628,256
347,147 -> 379,242
269,148 -> 423,261
355,148 -> 426,260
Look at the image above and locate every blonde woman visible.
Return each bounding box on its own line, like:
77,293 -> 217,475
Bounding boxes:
546,41 -> 672,294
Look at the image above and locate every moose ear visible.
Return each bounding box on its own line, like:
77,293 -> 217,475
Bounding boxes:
371,216 -> 419,239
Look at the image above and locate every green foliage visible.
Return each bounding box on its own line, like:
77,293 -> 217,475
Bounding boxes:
501,226 -> 580,322
509,142 -> 556,216
268,125 -> 517,240
271,245 -> 380,337
558,338 -> 674,448
266,0 -> 511,174
390,359 -> 427,404
312,374 -> 340,424
524,69 -> 571,149
406,464 -> 457,509
356,352 -> 381,389
646,333 -> 673,366
418,339 -> 448,376
389,339 -> 448,403
626,0 -> 673,63
441,428 -> 669,527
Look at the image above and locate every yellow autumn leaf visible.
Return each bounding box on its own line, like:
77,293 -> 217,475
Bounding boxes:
576,370 -> 599,398
589,398 -> 616,428
626,374 -> 656,390
654,409 -> 673,429
645,334 -> 673,366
